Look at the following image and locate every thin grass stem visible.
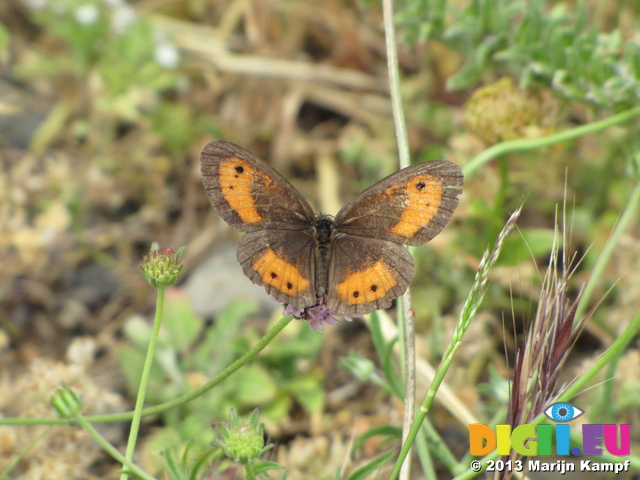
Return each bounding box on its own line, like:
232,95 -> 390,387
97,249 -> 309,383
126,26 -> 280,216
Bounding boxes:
120,286 -> 166,480
382,0 -> 416,478
389,207 -> 522,480
575,181 -> 640,321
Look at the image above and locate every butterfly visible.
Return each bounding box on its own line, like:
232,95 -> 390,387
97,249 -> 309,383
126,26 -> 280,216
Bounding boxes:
201,141 -> 463,325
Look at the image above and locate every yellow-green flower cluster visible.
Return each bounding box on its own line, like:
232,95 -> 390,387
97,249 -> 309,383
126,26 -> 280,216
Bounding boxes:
212,408 -> 273,464
140,242 -> 185,288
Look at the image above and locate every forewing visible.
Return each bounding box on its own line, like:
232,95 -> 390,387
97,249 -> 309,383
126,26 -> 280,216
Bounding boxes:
334,161 -> 463,246
201,141 -> 315,232
237,229 -> 316,309
326,235 -> 414,317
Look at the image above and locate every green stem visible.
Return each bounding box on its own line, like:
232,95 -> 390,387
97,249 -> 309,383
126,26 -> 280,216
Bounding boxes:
0,427 -> 50,479
575,181 -> 640,321
0,315 -> 294,427
382,0 -> 415,476
244,461 -> 257,480
463,106 -> 640,177
106,314 -> 293,422
383,0 -> 410,170
555,312 -> 640,407
388,339 -> 462,479
120,287 -> 166,480
389,208 -> 520,480
74,414 -> 156,480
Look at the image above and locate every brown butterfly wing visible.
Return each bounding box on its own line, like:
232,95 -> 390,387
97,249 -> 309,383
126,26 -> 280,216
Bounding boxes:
237,229 -> 317,309
201,141 -> 315,232
334,161 -> 463,246
326,235 -> 415,316
201,141 -> 318,308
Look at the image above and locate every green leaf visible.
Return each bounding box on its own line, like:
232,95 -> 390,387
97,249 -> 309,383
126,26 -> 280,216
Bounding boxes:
260,394 -> 292,423
116,344 -> 147,393
163,449 -> 187,480
288,372 -> 325,414
352,425 -> 402,454
189,450 -> 219,480
368,312 -> 403,397
162,294 -> 203,351
193,299 -> 256,371
340,350 -> 375,382
235,365 -> 278,405
252,461 -> 285,475
346,450 -> 396,480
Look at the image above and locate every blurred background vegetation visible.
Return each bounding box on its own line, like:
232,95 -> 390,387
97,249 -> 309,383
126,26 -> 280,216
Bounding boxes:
0,0 -> 639,478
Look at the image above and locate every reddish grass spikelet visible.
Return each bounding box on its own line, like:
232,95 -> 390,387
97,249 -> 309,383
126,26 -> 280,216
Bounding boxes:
500,222 -> 587,479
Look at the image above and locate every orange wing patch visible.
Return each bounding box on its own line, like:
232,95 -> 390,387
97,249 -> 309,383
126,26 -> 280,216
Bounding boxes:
252,249 -> 310,295
218,157 -> 265,224
336,260 -> 398,305
389,174 -> 443,238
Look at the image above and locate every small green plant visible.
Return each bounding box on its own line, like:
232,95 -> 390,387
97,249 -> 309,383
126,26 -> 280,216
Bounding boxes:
211,408 -> 281,480
117,295 -> 325,459
397,0 -> 640,109
24,0 -> 179,92
120,244 -> 186,480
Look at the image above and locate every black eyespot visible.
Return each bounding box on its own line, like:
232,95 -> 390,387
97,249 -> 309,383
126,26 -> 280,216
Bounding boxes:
416,181 -> 426,191
270,272 -> 278,279
370,285 -> 378,292
353,291 -> 359,298
235,165 -> 244,174
229,185 -> 234,190
287,282 -> 293,289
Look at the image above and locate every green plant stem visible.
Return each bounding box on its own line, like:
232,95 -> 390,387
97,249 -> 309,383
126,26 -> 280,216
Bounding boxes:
575,180 -> 640,321
0,427 -> 50,479
555,312 -> 640,410
384,0 -> 410,170
452,310 -> 640,479
106,314 -> 293,421
389,208 -> 520,480
244,461 -> 257,480
389,339 -> 461,480
382,0 -> 415,476
0,315 -> 294,427
73,413 -> 156,480
463,106 -> 640,177
120,286 -> 166,480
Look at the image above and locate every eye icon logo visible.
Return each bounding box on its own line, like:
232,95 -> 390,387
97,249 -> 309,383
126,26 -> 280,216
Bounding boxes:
470,401 -> 630,459
544,402 -> 584,422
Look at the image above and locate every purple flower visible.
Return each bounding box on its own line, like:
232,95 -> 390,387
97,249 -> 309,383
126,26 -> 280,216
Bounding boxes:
280,297 -> 354,331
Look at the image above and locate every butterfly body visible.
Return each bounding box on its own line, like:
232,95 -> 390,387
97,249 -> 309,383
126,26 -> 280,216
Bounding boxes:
201,141 -> 463,317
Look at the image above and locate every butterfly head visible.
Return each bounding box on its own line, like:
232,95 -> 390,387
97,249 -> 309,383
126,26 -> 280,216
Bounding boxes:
313,215 -> 336,244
